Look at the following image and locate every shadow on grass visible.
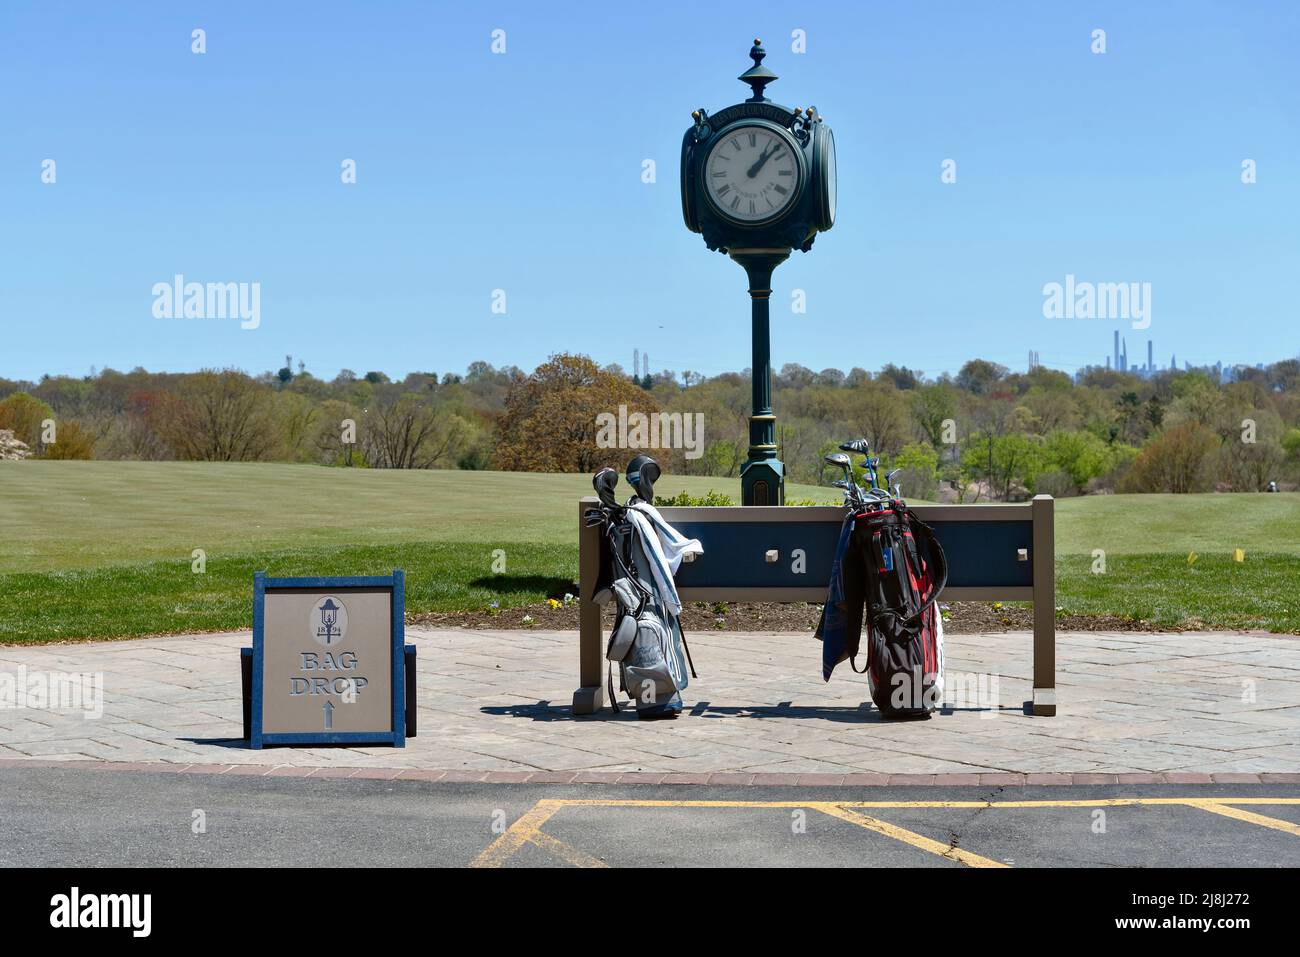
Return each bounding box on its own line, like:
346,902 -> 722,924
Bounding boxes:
468,575 -> 576,598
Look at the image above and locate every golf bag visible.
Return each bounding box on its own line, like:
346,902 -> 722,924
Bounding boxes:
816,504 -> 948,718
590,461 -> 701,719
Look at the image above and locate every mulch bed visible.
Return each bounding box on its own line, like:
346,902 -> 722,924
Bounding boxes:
407,600 -> 1172,633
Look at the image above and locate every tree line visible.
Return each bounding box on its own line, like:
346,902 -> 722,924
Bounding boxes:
2,353 -> 1298,499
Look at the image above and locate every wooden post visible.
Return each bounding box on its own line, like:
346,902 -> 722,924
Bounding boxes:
1030,494 -> 1057,716
572,496 -> 606,715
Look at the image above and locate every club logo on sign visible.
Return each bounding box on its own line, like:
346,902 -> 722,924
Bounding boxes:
310,596 -> 349,646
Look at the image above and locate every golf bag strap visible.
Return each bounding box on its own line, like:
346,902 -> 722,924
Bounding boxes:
607,661 -> 620,714
849,576 -> 874,675
680,627 -> 698,679
910,513 -> 949,603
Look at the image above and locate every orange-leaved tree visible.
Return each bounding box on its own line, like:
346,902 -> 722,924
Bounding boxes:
491,354 -> 658,473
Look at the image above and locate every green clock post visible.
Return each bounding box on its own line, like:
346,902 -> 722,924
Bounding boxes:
681,39 -> 836,505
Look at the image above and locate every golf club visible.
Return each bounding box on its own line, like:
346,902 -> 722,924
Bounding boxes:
824,452 -> 862,506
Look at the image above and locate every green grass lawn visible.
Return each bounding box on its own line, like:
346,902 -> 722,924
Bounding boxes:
1,461 -> 1297,641
0,461 -> 838,573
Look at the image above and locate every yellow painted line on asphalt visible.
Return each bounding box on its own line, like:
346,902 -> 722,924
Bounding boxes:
471,797 -> 1300,867
813,803 -> 1008,868
471,799 -> 561,868
528,829 -> 610,867
1185,800 -> 1300,837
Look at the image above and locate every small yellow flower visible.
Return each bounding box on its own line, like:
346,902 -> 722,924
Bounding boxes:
546,598 -> 561,610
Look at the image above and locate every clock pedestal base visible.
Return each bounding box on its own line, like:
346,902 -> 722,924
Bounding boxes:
741,458 -> 784,506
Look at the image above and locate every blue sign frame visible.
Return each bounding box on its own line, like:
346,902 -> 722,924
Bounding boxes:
250,570 -> 406,749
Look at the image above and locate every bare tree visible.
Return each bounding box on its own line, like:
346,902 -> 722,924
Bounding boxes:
159,371 -> 278,461
362,391 -> 468,468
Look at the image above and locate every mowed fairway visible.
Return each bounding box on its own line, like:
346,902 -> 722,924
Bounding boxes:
0,461 -> 836,572
1,461 -> 1297,641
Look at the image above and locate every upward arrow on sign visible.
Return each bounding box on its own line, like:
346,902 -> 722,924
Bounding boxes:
323,700 -> 334,731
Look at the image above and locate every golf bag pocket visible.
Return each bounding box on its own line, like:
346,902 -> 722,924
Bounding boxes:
622,615 -> 681,711
606,578 -> 642,662
865,604 -> 943,718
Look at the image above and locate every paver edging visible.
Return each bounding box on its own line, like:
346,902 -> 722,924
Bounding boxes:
0,758 -> 1284,786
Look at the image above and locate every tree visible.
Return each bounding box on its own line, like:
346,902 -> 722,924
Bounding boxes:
157,371 -> 278,461
956,359 -> 1008,396
878,363 -> 919,391
0,392 -> 54,447
891,442 -> 940,500
850,381 -> 908,457
912,383 -> 956,448
962,433 -> 1044,501
491,354 -> 658,472
362,390 -> 469,468
1043,430 -> 1112,489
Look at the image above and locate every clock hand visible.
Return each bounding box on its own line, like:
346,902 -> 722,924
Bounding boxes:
746,143 -> 778,178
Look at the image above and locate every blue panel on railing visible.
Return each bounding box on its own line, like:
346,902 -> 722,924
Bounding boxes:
670,520 -> 1034,590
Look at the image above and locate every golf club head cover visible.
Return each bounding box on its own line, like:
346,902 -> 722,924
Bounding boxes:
626,454 -> 660,504
593,467 -> 620,507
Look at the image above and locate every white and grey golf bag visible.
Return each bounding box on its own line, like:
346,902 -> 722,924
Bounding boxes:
604,522 -> 692,718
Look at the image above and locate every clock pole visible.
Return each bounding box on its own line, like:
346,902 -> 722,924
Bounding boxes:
733,247 -> 789,505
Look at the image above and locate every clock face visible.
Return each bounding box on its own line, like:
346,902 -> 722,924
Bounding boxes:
703,124 -> 800,224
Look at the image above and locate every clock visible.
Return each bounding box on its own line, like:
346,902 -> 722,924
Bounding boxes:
701,121 -> 803,225
812,121 -> 836,231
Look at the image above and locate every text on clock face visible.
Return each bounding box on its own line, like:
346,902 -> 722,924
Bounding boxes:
706,127 -> 799,221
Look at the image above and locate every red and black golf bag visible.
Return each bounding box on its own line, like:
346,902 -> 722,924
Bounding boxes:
816,504 -> 948,718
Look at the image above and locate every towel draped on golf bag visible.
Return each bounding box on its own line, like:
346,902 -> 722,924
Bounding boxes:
815,504 -> 949,718
599,503 -> 702,718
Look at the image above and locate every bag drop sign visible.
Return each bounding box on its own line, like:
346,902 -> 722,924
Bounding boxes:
250,572 -> 406,748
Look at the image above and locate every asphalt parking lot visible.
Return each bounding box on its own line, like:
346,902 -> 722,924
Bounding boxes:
1,766 -> 1297,868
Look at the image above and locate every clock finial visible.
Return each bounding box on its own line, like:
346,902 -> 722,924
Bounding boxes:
738,38 -> 777,103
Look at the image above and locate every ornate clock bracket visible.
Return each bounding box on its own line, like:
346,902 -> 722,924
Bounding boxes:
690,108 -> 711,142
790,105 -> 818,146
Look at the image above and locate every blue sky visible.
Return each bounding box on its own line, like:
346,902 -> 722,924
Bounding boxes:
2,0 -> 1297,382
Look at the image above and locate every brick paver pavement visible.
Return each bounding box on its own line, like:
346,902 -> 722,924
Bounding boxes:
1,628 -> 1297,776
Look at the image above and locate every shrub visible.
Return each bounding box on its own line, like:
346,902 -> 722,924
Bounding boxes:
1118,424 -> 1217,493
655,489 -> 735,507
